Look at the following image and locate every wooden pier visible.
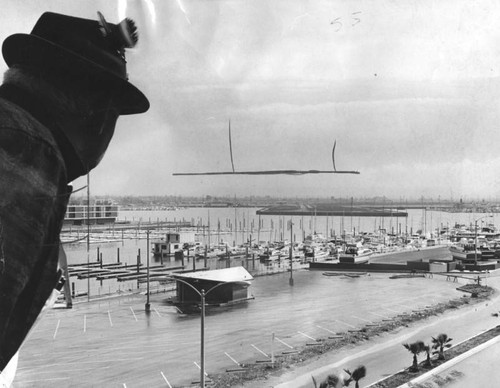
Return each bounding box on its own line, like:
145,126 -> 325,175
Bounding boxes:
69,261 -> 190,283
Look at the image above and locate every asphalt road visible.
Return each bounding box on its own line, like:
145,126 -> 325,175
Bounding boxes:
257,270 -> 500,388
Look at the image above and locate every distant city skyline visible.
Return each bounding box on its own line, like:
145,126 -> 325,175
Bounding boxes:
3,1 -> 500,199
71,193 -> 500,205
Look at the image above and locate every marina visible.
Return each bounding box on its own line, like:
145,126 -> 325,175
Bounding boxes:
57,206 -> 500,302
11,206 -> 500,387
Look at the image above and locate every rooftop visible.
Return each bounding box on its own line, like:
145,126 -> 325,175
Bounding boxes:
172,266 -> 253,284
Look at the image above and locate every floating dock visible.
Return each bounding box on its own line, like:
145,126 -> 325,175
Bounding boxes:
256,204 -> 408,217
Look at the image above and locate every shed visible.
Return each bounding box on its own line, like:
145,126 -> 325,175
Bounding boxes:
172,266 -> 254,307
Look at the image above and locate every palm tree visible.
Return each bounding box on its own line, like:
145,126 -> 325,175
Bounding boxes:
403,341 -> 425,372
312,373 -> 341,388
432,333 -> 453,360
422,344 -> 432,367
344,366 -> 367,388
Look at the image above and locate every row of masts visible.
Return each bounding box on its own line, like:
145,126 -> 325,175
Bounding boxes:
62,209 -> 439,246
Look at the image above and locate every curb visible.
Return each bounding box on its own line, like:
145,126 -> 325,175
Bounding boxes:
397,334 -> 500,387
364,303 -> 500,388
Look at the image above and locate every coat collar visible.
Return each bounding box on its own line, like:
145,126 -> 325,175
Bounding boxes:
0,83 -> 85,181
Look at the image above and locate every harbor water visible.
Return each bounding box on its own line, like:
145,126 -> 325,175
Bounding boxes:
61,207 -> 499,299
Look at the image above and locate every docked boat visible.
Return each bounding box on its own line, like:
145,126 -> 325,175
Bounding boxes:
304,246 -> 330,262
338,245 -> 373,264
259,249 -> 288,263
449,243 -> 481,261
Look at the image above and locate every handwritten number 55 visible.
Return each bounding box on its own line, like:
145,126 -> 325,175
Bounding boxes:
331,12 -> 362,31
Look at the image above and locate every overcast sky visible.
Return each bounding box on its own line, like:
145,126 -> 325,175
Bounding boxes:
2,0 -> 500,200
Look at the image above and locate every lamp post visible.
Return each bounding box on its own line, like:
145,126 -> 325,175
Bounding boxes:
145,229 -> 150,312
474,215 -> 493,266
165,277 -> 249,387
289,219 -> 294,286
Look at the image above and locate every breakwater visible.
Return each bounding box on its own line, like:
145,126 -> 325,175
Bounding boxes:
256,203 -> 408,217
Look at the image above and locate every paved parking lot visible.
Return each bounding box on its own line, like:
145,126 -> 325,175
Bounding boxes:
13,269 -> 467,387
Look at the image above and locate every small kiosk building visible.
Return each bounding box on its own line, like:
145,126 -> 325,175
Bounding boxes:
172,266 -> 254,307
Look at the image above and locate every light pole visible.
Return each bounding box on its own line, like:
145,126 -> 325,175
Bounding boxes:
166,277 -> 249,387
289,219 -> 294,286
474,215 -> 493,266
145,229 -> 151,312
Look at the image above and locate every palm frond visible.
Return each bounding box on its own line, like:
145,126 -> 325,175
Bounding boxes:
351,365 -> 367,380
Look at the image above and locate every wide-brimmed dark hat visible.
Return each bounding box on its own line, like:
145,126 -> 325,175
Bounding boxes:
2,11 -> 149,115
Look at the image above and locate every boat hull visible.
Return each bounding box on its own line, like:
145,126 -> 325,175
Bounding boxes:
449,246 -> 481,261
338,255 -> 370,264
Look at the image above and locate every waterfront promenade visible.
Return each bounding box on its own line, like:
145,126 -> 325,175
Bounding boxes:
13,247 -> 479,387
248,269 -> 500,388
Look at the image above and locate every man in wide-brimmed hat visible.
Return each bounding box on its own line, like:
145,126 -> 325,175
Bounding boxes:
0,11 -> 149,373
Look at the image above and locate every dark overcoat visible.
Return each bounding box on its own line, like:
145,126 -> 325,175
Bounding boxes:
0,84 -> 71,369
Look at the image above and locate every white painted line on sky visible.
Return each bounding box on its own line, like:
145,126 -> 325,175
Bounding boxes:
123,384 -> 126,388
83,315 -> 87,333
368,311 -> 391,319
251,344 -> 269,358
130,307 -> 138,321
108,310 -> 113,327
225,352 -> 241,366
297,331 -> 316,341
351,315 -> 372,323
154,308 -> 162,317
53,319 -> 61,339
316,325 -> 337,335
193,361 -> 209,376
160,371 -> 172,387
334,319 -> 356,329
275,336 -> 294,349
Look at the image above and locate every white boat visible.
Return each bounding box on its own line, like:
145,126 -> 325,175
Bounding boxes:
338,245 -> 373,264
259,249 -> 288,263
449,243 -> 481,261
304,246 -> 330,262
312,250 -> 330,261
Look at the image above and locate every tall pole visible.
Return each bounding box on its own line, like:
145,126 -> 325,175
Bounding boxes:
201,289 -> 206,387
167,278 -> 243,388
257,214 -> 261,245
86,172 -> 90,302
474,220 -> 478,266
234,207 -> 237,246
207,209 -> 210,247
145,230 -> 151,312
350,196 -> 353,233
289,220 -> 294,286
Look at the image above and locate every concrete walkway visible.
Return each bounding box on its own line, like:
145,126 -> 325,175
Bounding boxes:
239,270 -> 500,388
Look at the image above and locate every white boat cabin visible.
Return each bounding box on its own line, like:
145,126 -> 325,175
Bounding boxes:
152,233 -> 182,257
